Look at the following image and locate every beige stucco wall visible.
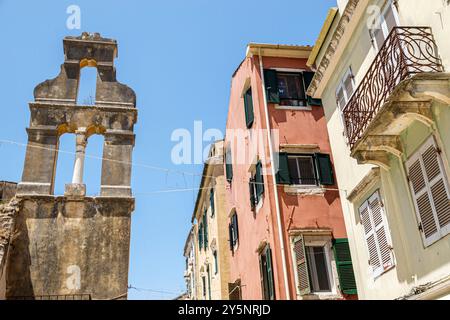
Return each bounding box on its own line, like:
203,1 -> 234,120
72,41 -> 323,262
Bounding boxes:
192,142 -> 231,300
316,0 -> 450,299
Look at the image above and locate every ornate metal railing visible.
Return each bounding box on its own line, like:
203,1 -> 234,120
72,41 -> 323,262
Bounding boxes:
343,27 -> 443,149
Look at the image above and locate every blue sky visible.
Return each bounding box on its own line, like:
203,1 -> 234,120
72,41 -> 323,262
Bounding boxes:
0,0 -> 336,299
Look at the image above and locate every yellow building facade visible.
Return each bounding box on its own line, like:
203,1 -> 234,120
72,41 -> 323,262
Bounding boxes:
308,0 -> 450,299
189,140 -> 231,300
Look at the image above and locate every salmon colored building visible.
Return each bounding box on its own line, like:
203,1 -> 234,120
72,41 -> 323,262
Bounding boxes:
223,44 -> 357,300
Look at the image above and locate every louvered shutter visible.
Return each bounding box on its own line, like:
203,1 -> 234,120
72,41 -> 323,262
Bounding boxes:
233,213 -> 239,244
225,147 -> 233,182
315,153 -> 335,185
359,201 -> 381,276
359,191 -> 394,278
210,188 -> 215,217
255,161 -> 264,200
244,88 -> 254,128
407,137 -> 450,246
303,71 -> 322,106
249,178 -> 256,209
198,223 -> 203,250
275,152 -> 291,185
228,223 -> 234,252
368,192 -> 394,271
263,69 -> 280,104
292,235 -> 310,295
265,247 -> 275,300
203,213 -> 208,249
333,239 -> 357,295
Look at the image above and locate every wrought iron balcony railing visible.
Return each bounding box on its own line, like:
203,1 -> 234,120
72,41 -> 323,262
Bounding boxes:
342,27 -> 443,149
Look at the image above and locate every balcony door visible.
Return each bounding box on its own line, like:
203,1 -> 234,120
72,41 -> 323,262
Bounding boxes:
371,1 -> 399,52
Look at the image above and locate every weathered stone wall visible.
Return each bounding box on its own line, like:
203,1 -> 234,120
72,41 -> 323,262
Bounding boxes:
3,196 -> 133,300
0,198 -> 20,299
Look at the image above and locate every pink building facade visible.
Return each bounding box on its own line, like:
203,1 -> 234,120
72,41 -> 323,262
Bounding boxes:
223,44 -> 357,300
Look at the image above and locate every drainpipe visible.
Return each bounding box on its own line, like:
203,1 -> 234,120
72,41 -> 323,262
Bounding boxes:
258,50 -> 291,300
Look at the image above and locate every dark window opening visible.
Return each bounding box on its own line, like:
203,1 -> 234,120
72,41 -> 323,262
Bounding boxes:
277,72 -> 306,107
259,246 -> 275,300
306,246 -> 332,292
287,155 -> 318,186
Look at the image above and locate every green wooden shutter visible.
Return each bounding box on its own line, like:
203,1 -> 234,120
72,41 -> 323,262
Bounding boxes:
333,238 -> 358,295
233,213 -> 239,244
203,213 -> 208,249
228,223 -> 234,252
249,178 -> 256,209
259,255 -> 267,299
265,247 -> 275,300
275,153 -> 291,185
255,161 -> 264,200
210,188 -> 215,217
263,69 -> 280,104
244,88 -> 254,128
303,71 -> 322,106
315,153 -> 334,185
198,223 -> 203,250
226,147 -> 233,182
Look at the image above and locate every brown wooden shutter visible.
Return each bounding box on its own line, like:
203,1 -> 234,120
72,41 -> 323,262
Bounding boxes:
292,235 -> 310,295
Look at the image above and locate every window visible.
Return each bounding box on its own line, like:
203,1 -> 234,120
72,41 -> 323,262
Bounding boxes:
370,2 -> 399,51
259,245 -> 275,300
210,187 -> 215,218
288,155 -> 317,186
264,69 -> 322,107
291,235 -> 350,296
249,161 -> 264,208
359,190 -> 394,278
276,153 -> 334,186
336,67 -> 355,111
406,136 -> 450,247
213,250 -> 218,275
225,146 -> 233,182
243,87 -> 254,128
306,246 -> 332,292
202,276 -> 206,299
229,212 -> 239,252
277,72 -> 306,107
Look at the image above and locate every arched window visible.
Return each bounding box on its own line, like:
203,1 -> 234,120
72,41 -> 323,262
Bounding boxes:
83,134 -> 104,196
77,66 -> 97,105
53,134 -> 76,195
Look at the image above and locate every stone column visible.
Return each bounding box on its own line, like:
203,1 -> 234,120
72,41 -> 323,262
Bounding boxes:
65,131 -> 87,197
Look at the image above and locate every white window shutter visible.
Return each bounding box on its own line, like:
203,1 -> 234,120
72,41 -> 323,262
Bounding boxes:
359,201 -> 382,276
369,192 -> 394,271
292,235 -> 310,296
359,191 -> 394,278
407,137 -> 450,246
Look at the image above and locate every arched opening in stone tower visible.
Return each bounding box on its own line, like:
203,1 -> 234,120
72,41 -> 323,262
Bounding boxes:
84,134 -> 104,196
53,133 -> 76,195
77,66 -> 97,105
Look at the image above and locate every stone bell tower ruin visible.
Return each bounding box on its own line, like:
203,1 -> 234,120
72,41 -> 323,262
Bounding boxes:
2,33 -> 137,299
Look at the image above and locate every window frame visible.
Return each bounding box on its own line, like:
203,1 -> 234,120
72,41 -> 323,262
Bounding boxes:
276,71 -> 308,107
305,242 -> 334,294
336,67 -> 356,112
287,153 -> 319,187
370,1 -> 400,52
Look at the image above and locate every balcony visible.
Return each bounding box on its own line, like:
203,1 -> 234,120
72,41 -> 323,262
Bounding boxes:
343,27 -> 444,151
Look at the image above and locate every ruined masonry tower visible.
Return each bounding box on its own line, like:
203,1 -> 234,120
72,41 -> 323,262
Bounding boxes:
5,33 -> 137,299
